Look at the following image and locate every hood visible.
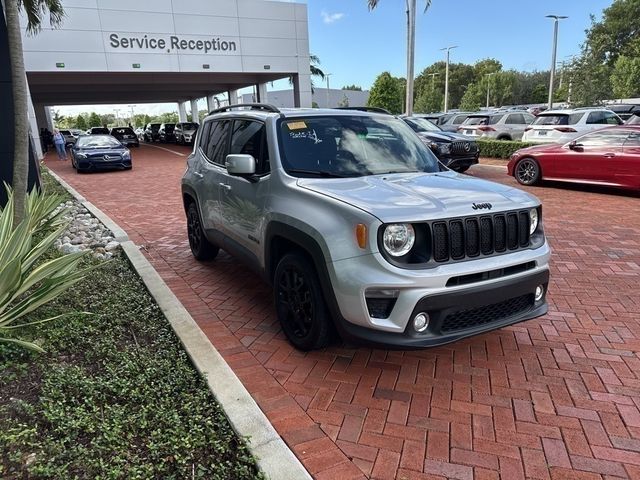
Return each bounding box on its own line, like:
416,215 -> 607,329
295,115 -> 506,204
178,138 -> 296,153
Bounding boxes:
417,131 -> 472,143
76,147 -> 127,158
298,171 -> 537,223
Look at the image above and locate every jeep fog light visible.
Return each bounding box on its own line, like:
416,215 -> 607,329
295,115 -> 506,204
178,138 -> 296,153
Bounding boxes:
413,313 -> 430,333
535,285 -> 544,302
383,224 -> 415,257
529,208 -> 539,234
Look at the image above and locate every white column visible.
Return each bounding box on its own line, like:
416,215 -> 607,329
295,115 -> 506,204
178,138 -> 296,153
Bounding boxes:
206,94 -> 218,112
178,102 -> 187,122
27,84 -> 43,159
44,106 -> 54,131
190,99 -> 200,124
257,83 -> 268,103
292,74 -> 312,108
227,89 -> 239,105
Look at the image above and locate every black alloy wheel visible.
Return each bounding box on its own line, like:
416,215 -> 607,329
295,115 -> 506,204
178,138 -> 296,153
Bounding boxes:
274,253 -> 331,351
515,158 -> 541,186
186,202 -> 219,261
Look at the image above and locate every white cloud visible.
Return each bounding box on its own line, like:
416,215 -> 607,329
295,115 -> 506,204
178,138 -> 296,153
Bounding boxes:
321,10 -> 344,24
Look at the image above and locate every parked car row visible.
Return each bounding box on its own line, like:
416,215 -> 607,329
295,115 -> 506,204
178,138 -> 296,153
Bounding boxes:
141,122 -> 199,145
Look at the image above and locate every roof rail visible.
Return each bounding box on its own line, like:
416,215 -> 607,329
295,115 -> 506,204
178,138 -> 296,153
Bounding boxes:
334,106 -> 392,115
208,103 -> 281,115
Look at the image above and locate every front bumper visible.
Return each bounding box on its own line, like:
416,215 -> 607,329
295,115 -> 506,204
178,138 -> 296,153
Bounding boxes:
334,269 -> 549,348
327,242 -> 551,348
441,153 -> 479,169
77,159 -> 132,170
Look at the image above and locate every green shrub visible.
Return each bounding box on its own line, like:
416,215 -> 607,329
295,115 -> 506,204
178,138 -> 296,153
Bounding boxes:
477,139 -> 536,159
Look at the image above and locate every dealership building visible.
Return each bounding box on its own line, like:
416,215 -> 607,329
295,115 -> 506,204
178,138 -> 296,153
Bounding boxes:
18,0 -> 312,156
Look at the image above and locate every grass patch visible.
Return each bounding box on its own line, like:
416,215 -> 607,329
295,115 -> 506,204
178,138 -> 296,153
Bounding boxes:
0,172 -> 263,479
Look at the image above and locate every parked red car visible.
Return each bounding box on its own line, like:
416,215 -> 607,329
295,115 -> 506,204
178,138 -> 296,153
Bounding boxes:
508,126 -> 640,190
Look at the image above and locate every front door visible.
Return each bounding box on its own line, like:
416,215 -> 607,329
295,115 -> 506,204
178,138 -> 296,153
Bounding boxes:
218,120 -> 270,262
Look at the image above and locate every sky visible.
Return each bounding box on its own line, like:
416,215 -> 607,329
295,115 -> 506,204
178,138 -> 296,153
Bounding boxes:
56,0 -> 614,117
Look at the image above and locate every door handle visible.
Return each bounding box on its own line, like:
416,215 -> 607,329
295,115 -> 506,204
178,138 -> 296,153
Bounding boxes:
603,153 -> 615,158
194,171 -> 204,179
219,183 -> 232,191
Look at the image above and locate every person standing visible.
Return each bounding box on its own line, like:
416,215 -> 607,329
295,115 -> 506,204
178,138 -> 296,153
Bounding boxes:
52,129 -> 67,160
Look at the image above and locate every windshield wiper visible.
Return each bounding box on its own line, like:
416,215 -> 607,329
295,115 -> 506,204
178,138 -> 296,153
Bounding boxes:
287,169 -> 347,178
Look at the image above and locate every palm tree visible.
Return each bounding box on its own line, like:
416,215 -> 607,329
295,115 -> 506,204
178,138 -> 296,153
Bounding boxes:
290,54 -> 325,94
5,0 -> 64,225
367,0 -> 432,115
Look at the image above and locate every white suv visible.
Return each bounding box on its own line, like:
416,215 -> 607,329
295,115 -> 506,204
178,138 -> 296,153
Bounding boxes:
522,108 -> 623,144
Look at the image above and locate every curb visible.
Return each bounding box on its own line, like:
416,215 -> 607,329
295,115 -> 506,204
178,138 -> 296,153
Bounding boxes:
46,169 -> 311,480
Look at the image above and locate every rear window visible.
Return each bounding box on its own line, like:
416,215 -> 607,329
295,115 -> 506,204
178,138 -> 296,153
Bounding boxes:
464,116 -> 491,126
111,128 -> 135,135
90,127 -> 109,134
533,113 -> 584,126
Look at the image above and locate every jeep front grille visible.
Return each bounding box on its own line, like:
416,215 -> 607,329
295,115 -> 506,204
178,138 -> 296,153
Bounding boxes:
431,210 -> 531,263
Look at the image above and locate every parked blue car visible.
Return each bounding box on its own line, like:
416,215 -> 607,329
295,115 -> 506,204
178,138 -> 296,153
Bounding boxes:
71,135 -> 132,173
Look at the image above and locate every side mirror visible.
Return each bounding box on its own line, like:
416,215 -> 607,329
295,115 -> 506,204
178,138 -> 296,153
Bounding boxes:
568,141 -> 583,151
226,154 -> 256,176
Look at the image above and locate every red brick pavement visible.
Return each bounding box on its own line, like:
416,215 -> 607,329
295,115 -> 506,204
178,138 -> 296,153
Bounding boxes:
46,146 -> 640,479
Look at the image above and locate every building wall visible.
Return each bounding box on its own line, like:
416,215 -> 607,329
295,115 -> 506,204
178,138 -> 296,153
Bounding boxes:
241,88 -> 370,108
21,0 -> 310,77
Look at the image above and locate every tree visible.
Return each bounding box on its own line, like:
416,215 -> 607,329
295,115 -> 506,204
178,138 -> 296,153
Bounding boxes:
51,109 -> 64,126
6,0 -> 64,223
88,112 -> 102,127
367,72 -> 404,114
367,0 -> 432,114
459,82 -> 485,111
342,84 -> 362,91
414,85 -> 443,113
611,54 -> 640,99
75,114 -> 87,130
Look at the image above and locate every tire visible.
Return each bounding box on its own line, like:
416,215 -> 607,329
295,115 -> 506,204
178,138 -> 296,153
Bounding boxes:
186,202 -> 219,261
514,157 -> 541,186
496,135 -> 511,141
274,253 -> 331,351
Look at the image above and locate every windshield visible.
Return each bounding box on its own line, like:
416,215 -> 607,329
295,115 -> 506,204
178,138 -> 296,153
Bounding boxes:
163,124 -> 175,131
181,123 -> 198,130
150,124 -> 161,130
76,135 -> 122,148
463,116 -> 490,126
404,117 -> 441,133
278,115 -> 439,177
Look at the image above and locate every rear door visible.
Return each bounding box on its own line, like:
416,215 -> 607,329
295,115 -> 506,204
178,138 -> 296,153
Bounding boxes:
504,113 -> 528,140
195,120 -> 231,235
218,119 -> 271,261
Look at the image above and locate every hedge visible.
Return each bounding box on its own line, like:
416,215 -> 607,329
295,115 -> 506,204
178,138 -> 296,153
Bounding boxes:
477,139 -> 536,159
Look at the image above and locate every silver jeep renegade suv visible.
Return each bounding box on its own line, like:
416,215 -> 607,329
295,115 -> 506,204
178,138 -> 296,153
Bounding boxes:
181,104 -> 550,351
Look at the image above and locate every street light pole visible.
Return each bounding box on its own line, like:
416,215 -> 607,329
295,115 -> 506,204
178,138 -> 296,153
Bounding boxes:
405,0 -> 417,115
546,15 -> 568,110
440,45 -> 458,113
325,73 -> 333,108
485,72 -> 496,108
114,108 -> 121,126
428,72 -> 440,89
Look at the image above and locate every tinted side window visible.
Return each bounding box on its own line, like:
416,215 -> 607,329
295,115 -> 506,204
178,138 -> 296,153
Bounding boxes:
579,130 -> 628,147
198,121 -> 212,153
452,115 -> 467,124
506,113 -> 525,124
489,114 -> 505,125
587,111 -> 605,124
230,120 -> 269,174
604,112 -> 622,125
206,120 -> 231,165
568,113 -> 584,124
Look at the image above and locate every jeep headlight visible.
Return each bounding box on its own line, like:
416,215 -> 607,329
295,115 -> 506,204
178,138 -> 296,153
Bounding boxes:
382,224 -> 415,257
529,208 -> 539,234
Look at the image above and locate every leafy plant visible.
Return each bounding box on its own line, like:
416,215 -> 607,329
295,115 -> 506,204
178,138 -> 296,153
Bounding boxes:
0,185 -> 93,352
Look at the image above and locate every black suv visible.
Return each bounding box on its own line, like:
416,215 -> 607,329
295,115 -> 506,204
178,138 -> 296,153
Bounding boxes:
143,123 -> 161,142
159,123 -> 176,143
110,127 -> 139,147
403,116 -> 479,173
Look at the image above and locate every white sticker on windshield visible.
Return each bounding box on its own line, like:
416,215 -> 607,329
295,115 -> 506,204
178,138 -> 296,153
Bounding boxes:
289,129 -> 323,144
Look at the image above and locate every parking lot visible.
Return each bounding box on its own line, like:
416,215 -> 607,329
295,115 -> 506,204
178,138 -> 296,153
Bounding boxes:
46,144 -> 640,480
